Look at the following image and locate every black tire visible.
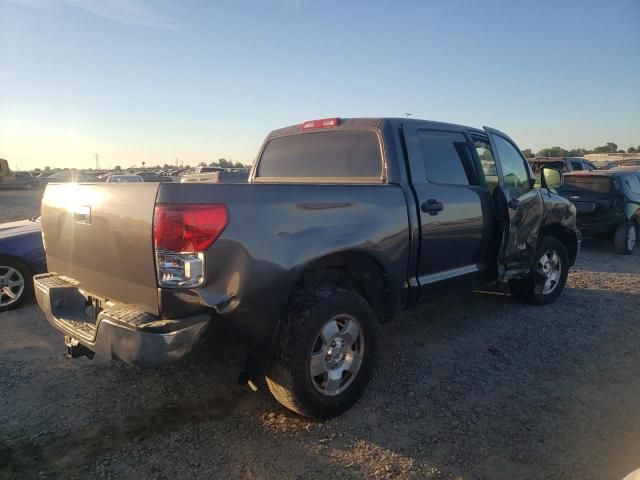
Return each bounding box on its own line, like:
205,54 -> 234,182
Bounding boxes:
266,285 -> 376,419
509,235 -> 569,305
0,256 -> 33,312
614,221 -> 637,255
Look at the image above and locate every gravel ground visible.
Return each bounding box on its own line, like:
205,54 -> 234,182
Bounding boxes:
0,189 -> 43,222
0,191 -> 638,479
1,238 -> 638,480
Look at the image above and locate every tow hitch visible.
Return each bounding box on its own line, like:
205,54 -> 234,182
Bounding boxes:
64,336 -> 95,360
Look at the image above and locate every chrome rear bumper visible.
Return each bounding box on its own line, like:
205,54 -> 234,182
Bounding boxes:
34,273 -> 210,368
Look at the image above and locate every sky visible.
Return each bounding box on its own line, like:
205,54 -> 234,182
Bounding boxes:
0,0 -> 639,170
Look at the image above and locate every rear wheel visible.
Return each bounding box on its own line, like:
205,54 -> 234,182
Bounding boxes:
266,285 -> 376,419
0,257 -> 32,312
509,235 -> 569,305
614,221 -> 637,255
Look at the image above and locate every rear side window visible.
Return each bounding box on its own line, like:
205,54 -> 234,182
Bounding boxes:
417,131 -> 474,185
256,131 -> 382,179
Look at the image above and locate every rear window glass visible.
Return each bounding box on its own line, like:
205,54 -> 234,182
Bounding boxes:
256,130 -> 382,179
563,176 -> 616,193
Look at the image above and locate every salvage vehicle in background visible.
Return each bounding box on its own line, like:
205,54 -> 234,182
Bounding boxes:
37,171 -> 99,185
529,156 -> 597,174
0,218 -> 46,312
34,117 -> 580,418
105,174 -> 144,183
559,167 -> 640,254
180,169 -> 249,184
0,159 -> 37,190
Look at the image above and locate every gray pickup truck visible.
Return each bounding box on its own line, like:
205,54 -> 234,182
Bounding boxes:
35,117 -> 580,418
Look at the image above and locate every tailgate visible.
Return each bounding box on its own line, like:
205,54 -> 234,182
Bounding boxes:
41,183 -> 160,315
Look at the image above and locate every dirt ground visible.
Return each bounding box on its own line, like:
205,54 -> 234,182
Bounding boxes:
1,192 -> 639,479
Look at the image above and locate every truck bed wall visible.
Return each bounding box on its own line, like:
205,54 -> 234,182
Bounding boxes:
156,182 -> 412,340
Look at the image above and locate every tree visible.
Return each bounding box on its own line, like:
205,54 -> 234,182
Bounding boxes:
114,165 -> 122,171
33,168 -> 41,173
592,142 -> 618,154
628,146 -> 639,153
567,148 -> 588,157
234,161 -> 245,168
537,146 -> 569,157
44,166 -> 51,172
198,161 -> 207,167
142,161 -> 146,168
521,149 -> 533,158
218,158 -> 231,168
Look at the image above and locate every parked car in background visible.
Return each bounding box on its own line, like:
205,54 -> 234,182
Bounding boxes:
180,170 -> 249,184
0,172 -> 37,190
35,117 -> 580,419
529,157 -> 597,174
593,161 -> 619,170
558,167 -> 640,254
618,159 -> 640,167
135,171 -> 173,182
0,217 -> 46,311
38,171 -> 99,185
105,174 -> 143,183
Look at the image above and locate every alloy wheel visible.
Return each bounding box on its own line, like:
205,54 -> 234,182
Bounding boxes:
535,250 -> 562,295
628,224 -> 636,251
309,314 -> 364,396
0,266 -> 25,308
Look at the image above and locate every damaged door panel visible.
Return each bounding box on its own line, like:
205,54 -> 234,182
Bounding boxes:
484,127 -> 545,281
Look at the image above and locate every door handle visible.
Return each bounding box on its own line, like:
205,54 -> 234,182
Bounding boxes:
421,199 -> 444,215
508,198 -> 520,210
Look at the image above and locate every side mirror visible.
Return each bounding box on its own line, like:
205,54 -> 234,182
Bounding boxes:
541,167 -> 563,189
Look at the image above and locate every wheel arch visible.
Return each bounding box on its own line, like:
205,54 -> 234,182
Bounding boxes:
288,250 -> 394,323
538,224 -> 579,266
0,253 -> 34,274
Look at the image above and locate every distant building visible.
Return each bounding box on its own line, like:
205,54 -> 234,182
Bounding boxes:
584,153 -> 640,162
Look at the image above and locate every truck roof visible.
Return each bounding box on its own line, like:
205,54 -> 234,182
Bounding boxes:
266,117 -> 485,138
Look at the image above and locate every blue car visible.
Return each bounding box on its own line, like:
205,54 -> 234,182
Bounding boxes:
0,217 -> 46,311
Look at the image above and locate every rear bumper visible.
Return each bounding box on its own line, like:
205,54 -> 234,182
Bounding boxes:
34,273 -> 210,368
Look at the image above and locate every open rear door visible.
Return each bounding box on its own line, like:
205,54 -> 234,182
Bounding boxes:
484,127 -> 544,281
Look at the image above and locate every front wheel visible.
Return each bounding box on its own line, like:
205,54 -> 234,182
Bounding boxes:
614,221 -> 637,255
509,235 -> 569,305
0,257 -> 32,312
266,285 -> 376,419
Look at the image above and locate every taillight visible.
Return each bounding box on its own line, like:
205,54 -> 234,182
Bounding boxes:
301,117 -> 340,130
154,204 -> 228,252
153,204 -> 228,288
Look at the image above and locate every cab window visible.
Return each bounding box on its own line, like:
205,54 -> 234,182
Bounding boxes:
571,161 -> 583,171
473,138 -> 499,193
416,130 -> 475,185
492,135 -> 530,189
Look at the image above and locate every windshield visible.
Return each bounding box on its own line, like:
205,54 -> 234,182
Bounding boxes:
563,176 -> 616,193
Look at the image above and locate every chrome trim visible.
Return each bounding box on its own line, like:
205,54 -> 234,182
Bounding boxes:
418,264 -> 479,285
